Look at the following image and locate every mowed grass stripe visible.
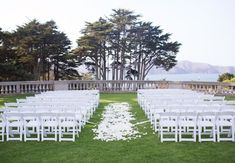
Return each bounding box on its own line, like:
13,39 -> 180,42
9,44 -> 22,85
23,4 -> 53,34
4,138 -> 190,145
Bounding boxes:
0,93 -> 234,163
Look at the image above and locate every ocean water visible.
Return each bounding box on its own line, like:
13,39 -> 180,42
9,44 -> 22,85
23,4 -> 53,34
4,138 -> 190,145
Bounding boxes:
146,73 -> 219,82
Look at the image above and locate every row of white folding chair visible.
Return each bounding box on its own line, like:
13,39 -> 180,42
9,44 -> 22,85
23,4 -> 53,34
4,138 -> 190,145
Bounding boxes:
144,103 -> 225,119
33,95 -> 98,104
138,89 -> 196,94
223,100 -> 235,105
16,101 -> 95,111
158,112 -> 235,142
16,101 -> 95,120
2,112 -> 78,142
149,105 -> 235,125
138,95 -> 211,103
28,94 -> 96,98
142,100 -> 224,111
6,102 -> 94,118
32,95 -> 97,100
7,100 -> 95,107
139,94 -> 214,100
141,97 -> 226,114
17,101 -> 95,108
18,103 -> 95,117
144,93 -> 224,102
150,105 -> 220,128
23,98 -> 98,108
137,90 -> 218,101
40,90 -> 99,96
139,95 -> 223,106
41,90 -> 99,95
4,107 -> 88,128
141,96 -> 224,103
35,91 -> 99,103
138,95 -> 219,108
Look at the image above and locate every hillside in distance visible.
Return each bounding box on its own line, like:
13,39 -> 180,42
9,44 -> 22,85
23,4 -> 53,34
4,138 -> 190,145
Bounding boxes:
150,60 -> 235,74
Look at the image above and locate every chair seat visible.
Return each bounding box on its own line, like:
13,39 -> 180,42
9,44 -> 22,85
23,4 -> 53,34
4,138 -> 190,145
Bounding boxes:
179,121 -> 196,126
198,122 -> 215,126
60,122 -> 75,127
42,121 -> 58,126
24,121 -> 40,127
160,122 -> 177,126
217,121 -> 233,126
8,121 -> 22,127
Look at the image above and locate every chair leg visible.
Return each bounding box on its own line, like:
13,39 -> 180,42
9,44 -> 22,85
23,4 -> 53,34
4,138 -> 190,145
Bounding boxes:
73,126 -> 75,142
55,127 -> 57,141
179,126 -> 182,142
6,126 -> 9,141
175,126 -> 178,142
193,126 -> 196,142
217,125 -> 220,142
198,126 -> 201,142
0,127 -> 4,142
213,126 -> 216,142
232,126 -> 235,142
24,127 -> 27,142
37,126 -> 40,141
59,126 -> 61,142
41,127 -> 44,141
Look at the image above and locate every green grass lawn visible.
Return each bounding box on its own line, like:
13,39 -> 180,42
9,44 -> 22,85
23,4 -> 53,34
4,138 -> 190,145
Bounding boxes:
225,96 -> 235,101
0,93 -> 235,163
0,94 -> 33,108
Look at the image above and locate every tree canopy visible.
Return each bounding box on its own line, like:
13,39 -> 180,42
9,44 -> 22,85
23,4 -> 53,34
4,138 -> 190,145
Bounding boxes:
75,9 -> 181,80
0,9 -> 181,81
0,20 -> 81,81
218,73 -> 234,82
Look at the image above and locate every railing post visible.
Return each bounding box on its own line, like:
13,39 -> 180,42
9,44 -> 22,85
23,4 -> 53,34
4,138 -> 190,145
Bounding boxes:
54,81 -> 68,91
16,83 -> 20,93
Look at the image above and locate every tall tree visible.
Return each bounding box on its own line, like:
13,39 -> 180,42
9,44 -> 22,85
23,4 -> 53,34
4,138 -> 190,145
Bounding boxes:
14,20 -> 76,80
0,28 -> 32,81
76,18 -> 113,80
75,9 -> 181,81
109,9 -> 140,80
130,22 -> 181,80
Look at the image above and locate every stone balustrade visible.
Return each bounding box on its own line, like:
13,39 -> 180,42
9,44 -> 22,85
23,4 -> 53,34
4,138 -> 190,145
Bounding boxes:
0,80 -> 235,95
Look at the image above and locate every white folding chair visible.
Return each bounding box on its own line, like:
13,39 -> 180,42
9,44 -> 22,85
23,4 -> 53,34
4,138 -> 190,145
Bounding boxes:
153,109 -> 165,133
5,113 -> 23,141
23,113 -> 40,141
41,113 -> 58,141
58,113 -> 76,142
159,112 -> 178,142
198,112 -> 216,142
216,112 -> 234,142
178,112 -> 197,142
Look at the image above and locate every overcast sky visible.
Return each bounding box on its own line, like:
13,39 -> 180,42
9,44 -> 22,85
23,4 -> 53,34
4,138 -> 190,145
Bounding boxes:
1,0 -> 235,66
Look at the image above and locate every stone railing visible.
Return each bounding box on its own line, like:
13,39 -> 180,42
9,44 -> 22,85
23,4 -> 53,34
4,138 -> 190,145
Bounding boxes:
0,80 -> 235,95
0,81 -> 54,94
181,81 -> 235,95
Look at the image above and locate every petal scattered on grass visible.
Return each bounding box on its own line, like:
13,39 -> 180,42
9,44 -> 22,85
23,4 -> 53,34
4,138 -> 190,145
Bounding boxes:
93,102 -> 140,141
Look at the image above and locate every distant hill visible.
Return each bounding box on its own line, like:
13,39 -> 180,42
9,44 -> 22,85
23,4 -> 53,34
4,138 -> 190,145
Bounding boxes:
150,60 -> 235,74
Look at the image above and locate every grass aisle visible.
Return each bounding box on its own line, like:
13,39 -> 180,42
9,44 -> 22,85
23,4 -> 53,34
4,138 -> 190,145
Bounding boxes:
0,93 -> 235,163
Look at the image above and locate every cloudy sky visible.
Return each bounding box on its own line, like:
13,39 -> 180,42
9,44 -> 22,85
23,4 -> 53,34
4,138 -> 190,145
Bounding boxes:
1,0 -> 235,66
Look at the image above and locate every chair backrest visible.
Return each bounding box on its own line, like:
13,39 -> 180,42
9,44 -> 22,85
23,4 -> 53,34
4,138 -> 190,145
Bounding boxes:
4,103 -> 18,108
178,112 -> 197,123
4,113 -> 22,122
198,112 -> 216,124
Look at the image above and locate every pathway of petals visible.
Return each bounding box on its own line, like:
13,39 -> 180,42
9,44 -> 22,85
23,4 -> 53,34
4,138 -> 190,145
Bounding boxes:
93,102 -> 140,141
